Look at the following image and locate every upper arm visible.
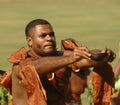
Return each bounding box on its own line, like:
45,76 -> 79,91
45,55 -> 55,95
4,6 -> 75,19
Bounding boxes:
114,59 -> 120,79
12,64 -> 28,105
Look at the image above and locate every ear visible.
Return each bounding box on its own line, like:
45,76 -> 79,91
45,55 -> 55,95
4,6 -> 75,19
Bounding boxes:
26,36 -> 32,47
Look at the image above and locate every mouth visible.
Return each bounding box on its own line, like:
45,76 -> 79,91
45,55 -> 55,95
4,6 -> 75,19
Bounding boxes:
44,43 -> 55,48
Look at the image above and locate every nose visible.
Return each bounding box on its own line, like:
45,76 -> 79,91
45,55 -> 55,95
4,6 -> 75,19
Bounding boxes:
46,34 -> 52,40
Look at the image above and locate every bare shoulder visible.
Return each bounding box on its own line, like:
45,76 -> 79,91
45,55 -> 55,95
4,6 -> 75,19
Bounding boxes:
12,64 -> 20,78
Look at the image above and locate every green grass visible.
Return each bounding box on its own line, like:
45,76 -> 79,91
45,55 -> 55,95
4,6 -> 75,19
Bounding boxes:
0,0 -> 120,104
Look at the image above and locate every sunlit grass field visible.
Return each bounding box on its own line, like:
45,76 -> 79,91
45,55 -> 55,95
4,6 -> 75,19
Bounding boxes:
0,0 -> 120,104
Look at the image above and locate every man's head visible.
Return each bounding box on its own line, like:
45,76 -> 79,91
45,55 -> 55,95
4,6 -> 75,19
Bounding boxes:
25,19 -> 56,56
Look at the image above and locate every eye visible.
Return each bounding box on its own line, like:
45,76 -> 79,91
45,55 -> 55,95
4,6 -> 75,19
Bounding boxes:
40,33 -> 47,38
49,32 -> 55,37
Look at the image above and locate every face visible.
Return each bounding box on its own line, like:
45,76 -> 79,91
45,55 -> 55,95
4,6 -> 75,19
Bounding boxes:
27,24 -> 56,56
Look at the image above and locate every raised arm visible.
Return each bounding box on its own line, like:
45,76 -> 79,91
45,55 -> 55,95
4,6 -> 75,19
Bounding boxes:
61,38 -> 116,70
31,46 -> 91,75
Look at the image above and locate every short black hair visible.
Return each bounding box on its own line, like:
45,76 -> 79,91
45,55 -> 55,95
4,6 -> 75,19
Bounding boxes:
25,19 -> 51,37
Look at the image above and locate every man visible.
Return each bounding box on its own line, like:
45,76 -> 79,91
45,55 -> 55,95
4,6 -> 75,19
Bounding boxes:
64,68 -> 90,105
114,59 -> 120,80
110,58 -> 120,105
5,19 -> 115,105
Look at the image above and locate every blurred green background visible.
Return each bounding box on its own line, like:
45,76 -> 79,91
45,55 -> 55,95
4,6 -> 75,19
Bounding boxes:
0,0 -> 120,104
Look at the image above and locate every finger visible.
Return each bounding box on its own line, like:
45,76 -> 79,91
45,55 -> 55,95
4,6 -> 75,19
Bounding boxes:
77,46 -> 91,53
74,48 -> 91,57
108,51 -> 116,62
101,48 -> 107,53
74,50 -> 91,60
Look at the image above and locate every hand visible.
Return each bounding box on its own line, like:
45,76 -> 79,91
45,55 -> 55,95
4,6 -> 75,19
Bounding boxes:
101,48 -> 116,62
72,46 -> 91,62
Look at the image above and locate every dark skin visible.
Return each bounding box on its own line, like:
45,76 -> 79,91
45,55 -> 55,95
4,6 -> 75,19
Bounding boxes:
12,24 -> 116,105
65,68 -> 90,104
110,59 -> 120,105
114,59 -> 120,80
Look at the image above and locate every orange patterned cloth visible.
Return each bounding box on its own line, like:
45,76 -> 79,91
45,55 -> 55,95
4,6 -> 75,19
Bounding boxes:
0,71 -> 12,94
92,63 -> 115,105
1,47 -> 47,105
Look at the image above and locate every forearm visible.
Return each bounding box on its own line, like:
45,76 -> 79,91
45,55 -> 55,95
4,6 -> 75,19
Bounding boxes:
75,59 -> 95,69
76,58 -> 111,69
31,55 -> 75,75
